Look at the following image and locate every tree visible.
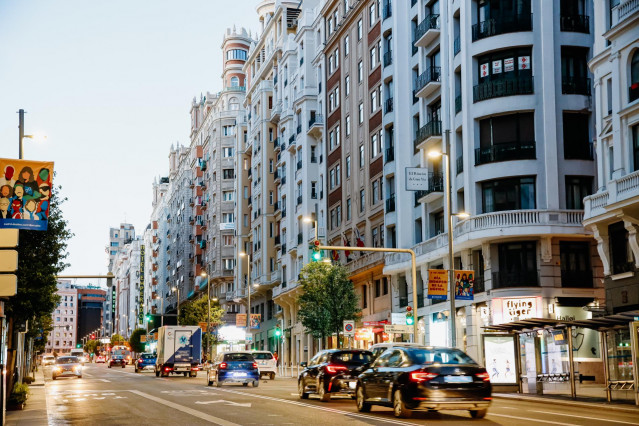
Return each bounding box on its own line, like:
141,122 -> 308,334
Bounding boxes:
110,334 -> 126,346
84,339 -> 100,354
297,262 -> 361,348
129,328 -> 146,353
178,296 -> 225,351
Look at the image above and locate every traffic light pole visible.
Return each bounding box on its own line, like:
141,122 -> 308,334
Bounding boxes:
317,245 -> 419,340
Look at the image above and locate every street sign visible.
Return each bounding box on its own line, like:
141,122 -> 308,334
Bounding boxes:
405,167 -> 430,191
140,335 -> 147,343
343,320 -> 355,336
0,274 -> 17,297
198,322 -> 208,332
391,312 -> 405,325
384,324 -> 414,334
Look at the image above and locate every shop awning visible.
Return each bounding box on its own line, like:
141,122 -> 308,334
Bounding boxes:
483,310 -> 639,333
483,318 -> 564,333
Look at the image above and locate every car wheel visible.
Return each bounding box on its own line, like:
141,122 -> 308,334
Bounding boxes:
215,378 -> 222,388
242,382 -> 248,387
470,409 -> 487,419
155,369 -> 160,377
122,365 -> 125,368
318,380 -> 331,402
270,373 -> 275,380
252,380 -> 259,388
108,365 -> 111,368
298,380 -> 309,399
356,385 -> 371,412
393,389 -> 413,418
78,375 -> 82,379
52,375 -> 56,380
183,372 -> 188,377
135,368 -> 139,373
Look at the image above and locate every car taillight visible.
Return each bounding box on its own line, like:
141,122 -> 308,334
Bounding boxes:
192,366 -> 199,371
138,359 -> 143,364
476,372 -> 490,382
410,371 -> 438,383
252,362 -> 257,369
164,366 -> 172,372
325,364 -> 348,374
219,362 -> 227,369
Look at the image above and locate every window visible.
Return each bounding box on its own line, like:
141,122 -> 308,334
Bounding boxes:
560,241 -> 593,287
369,3 -> 376,25
565,176 -> 592,209
344,35 -> 350,56
631,51 -> 639,103
610,222 -> 634,274
358,61 -> 363,82
357,19 -> 363,40
346,155 -> 351,177
345,115 -> 351,136
478,47 -> 533,83
222,191 -> 234,201
372,180 -> 380,204
227,49 -> 248,60
634,125 -> 639,171
358,103 -> 364,123
362,285 -> 368,308
222,213 -> 235,223
329,129 -> 335,150
370,89 -> 378,112
482,176 -> 536,213
359,189 -> 365,212
561,47 -> 590,95
371,133 -> 381,157
222,147 -> 234,157
496,241 -> 538,288
370,45 -> 377,68
563,113 -> 591,159
478,112 -> 535,164
359,145 -> 365,167
223,169 -> 235,179
223,235 -> 234,246
223,258 -> 235,270
346,198 -> 352,220
335,125 -> 341,146
311,182 -> 317,198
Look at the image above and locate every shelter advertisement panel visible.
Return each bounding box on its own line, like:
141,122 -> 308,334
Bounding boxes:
483,334 -> 518,384
250,314 -> 261,329
427,269 -> 448,300
0,158 -> 54,231
454,270 -> 474,300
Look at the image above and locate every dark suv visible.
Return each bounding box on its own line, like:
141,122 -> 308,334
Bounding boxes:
298,349 -> 373,402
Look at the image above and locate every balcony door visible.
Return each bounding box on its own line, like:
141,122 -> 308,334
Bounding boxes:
497,241 -> 538,288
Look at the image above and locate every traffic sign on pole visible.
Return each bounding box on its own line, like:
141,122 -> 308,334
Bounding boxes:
343,320 -> 355,336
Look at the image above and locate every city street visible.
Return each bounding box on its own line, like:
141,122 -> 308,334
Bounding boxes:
36,363 -> 639,425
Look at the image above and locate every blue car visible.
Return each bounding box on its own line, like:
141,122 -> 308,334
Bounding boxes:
208,352 -> 259,387
135,353 -> 157,373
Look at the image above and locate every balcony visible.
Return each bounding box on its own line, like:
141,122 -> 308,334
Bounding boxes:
383,51 -> 392,67
560,14 -> 590,33
472,13 -> 532,41
386,194 -> 396,212
274,235 -> 281,246
385,146 -> 395,163
289,135 -> 296,145
561,269 -> 593,288
562,76 -> 591,96
473,76 -> 534,102
274,201 -> 281,213
273,138 -> 280,151
584,170 -> 639,220
384,97 -> 393,114
416,173 -> 444,204
414,120 -> 442,151
492,270 -> 539,289
475,140 -> 536,165
456,155 -> 463,175
414,14 -> 440,47
565,142 -> 594,160
414,67 -> 441,98
455,95 -> 462,114
297,232 -> 303,245
307,114 -> 323,138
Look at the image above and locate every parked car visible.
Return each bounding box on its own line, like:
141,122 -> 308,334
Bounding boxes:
252,351 -> 277,379
298,349 -> 373,402
355,346 -> 492,419
52,356 -> 82,380
109,356 -> 126,368
135,353 -> 157,373
207,352 -> 259,387
95,355 -> 106,363
369,342 -> 423,361
43,355 -> 55,366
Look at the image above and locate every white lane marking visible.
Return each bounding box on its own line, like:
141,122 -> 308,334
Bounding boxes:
214,388 -> 419,425
528,410 -> 639,425
489,413 -> 579,425
128,390 -> 241,426
195,400 -> 251,407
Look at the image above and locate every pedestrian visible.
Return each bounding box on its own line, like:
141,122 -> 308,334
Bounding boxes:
273,351 -> 279,366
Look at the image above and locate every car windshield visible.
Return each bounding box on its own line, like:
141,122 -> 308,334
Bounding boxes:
224,353 -> 254,362
406,348 -> 477,365
252,353 -> 273,360
331,351 -> 373,364
56,357 -> 79,364
141,354 -> 155,359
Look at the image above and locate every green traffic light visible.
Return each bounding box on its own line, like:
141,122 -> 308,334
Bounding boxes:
406,316 -> 415,325
312,251 -> 321,261
275,327 -> 281,337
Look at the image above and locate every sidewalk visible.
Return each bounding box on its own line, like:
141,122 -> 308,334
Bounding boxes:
6,367 -> 48,426
494,391 -> 639,414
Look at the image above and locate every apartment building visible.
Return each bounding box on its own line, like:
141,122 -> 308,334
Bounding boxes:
584,0 -> 639,313
45,281 -> 78,354
320,0 -> 391,344
146,177 -> 169,323
113,237 -> 143,337
383,0 -> 602,368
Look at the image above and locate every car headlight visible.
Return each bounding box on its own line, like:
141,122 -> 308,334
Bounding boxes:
53,367 -> 62,372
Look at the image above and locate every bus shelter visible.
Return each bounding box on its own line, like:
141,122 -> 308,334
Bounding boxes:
484,311 -> 639,405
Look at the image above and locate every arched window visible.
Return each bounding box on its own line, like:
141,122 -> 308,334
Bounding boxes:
230,76 -> 240,87
229,97 -> 239,110
630,50 -> 639,102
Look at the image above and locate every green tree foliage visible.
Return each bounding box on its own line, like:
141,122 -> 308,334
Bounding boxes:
129,328 -> 146,353
110,334 -> 127,346
178,296 -> 225,350
6,186 -> 73,348
84,339 -> 100,354
297,262 -> 361,347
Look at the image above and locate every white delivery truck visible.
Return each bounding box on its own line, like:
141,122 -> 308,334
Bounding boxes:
155,325 -> 202,378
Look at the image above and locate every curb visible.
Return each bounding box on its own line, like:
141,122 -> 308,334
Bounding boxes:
493,393 -> 639,414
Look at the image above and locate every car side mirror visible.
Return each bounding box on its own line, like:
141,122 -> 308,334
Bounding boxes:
300,361 -> 308,368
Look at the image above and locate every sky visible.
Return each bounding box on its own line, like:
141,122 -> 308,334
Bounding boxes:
0,0 -> 258,276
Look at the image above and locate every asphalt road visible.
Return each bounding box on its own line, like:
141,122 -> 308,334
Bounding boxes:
40,363 -> 639,425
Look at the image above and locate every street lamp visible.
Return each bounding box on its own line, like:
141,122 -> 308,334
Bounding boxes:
427,130 -> 469,348
172,286 -> 180,325
17,109 -> 47,159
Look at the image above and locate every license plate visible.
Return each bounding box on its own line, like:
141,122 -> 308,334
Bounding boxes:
348,381 -> 357,389
444,375 -> 473,383
233,372 -> 247,377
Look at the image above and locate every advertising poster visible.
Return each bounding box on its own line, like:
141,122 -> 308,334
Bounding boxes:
492,60 -> 502,74
483,334 -> 517,384
454,270 -> 475,300
480,63 -> 489,78
518,56 -> 530,70
0,158 -> 54,231
427,269 -> 448,300
236,313 -> 247,327
504,58 -> 515,72
250,313 -> 261,329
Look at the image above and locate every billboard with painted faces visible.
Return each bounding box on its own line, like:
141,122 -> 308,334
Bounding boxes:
0,158 -> 54,231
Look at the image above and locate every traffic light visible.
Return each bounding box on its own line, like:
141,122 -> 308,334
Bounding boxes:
311,239 -> 322,261
90,334 -> 95,340
145,314 -> 152,322
274,326 -> 282,338
406,306 -> 414,326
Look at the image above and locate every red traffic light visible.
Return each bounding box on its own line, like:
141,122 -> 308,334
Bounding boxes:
313,239 -> 320,247
90,334 -> 95,339
406,306 -> 412,312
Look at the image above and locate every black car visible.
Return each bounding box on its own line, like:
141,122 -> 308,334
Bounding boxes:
298,349 -> 373,402
109,356 -> 126,368
355,346 -> 491,419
